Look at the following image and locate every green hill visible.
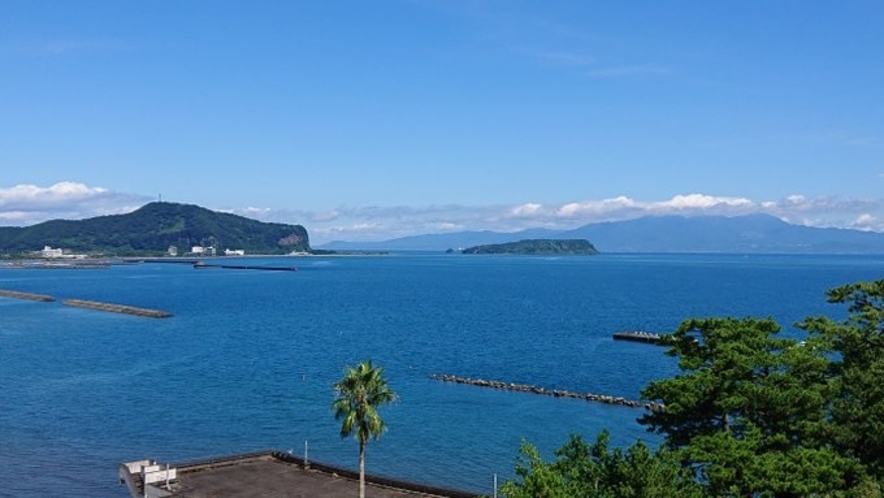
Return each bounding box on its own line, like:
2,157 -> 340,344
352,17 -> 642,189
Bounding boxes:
461,239 -> 599,255
0,202 -> 311,256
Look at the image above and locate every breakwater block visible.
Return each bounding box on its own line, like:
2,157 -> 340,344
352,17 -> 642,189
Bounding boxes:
0,289 -> 56,302
612,331 -> 663,344
63,299 -> 172,318
429,374 -> 664,411
193,262 -> 298,271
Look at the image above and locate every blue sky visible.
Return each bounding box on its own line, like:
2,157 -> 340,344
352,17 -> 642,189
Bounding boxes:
2,1 -> 882,244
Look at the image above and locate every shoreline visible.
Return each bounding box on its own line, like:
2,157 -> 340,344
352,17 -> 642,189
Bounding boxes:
0,252 -> 392,268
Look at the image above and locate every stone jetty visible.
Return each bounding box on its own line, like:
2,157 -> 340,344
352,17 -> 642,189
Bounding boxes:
612,331 -> 664,344
193,262 -> 298,271
0,289 -> 56,302
63,299 -> 172,318
429,374 -> 664,411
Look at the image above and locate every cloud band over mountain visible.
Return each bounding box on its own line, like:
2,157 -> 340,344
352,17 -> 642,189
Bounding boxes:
1,182 -> 881,245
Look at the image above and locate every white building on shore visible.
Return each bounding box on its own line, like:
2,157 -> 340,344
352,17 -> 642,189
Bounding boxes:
38,246 -> 88,259
41,246 -> 64,258
191,246 -> 216,256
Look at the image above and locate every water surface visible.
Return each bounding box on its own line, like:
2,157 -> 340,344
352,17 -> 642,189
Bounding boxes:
1,253 -> 880,496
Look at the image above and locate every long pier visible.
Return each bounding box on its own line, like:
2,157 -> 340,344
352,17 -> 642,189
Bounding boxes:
429,374 -> 663,411
0,289 -> 56,302
63,299 -> 172,318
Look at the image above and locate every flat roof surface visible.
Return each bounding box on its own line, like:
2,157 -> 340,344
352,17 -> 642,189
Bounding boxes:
168,456 -> 466,498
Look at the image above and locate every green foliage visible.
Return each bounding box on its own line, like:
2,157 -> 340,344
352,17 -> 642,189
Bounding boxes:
332,360 -> 396,444
498,432 -> 705,498
0,202 -> 310,256
331,360 -> 396,498
801,281 -> 884,478
639,316 -> 859,496
461,239 -> 599,255
641,317 -> 831,448
684,425 -> 854,497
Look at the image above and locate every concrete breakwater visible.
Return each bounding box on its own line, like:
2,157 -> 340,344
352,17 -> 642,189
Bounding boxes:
63,299 -> 172,318
1,289 -> 172,317
612,331 -> 664,344
0,289 -> 56,302
429,374 -> 663,411
193,262 -> 298,271
0,260 -> 112,270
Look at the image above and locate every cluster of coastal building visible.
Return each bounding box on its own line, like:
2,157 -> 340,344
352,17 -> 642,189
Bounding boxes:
31,245 -> 248,259
168,245 -> 245,257
37,245 -> 89,259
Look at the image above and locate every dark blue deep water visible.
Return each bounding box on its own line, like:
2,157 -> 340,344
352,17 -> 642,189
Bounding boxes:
2,253 -> 883,496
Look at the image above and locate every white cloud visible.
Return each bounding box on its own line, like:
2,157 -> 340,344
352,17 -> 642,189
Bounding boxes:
434,222 -> 464,232
239,206 -> 273,216
311,222 -> 384,238
0,181 -> 107,206
553,194 -> 757,224
511,203 -> 543,216
655,193 -> 753,210
852,213 -> 877,231
556,196 -> 636,217
856,213 -> 875,223
0,211 -> 36,223
310,210 -> 341,222
0,182 -> 149,226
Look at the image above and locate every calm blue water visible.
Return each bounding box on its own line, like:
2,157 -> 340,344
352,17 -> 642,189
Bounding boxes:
1,253 -> 882,496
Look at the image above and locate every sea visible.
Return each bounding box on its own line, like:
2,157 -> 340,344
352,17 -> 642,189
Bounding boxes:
1,252 -> 882,497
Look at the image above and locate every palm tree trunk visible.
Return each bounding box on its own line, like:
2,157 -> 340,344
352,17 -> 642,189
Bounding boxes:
359,440 -> 366,498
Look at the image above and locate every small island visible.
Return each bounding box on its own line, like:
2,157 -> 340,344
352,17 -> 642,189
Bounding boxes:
461,239 -> 599,255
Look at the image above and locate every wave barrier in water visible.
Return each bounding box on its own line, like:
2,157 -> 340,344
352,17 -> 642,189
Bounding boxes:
0,289 -> 56,302
429,374 -> 664,411
63,299 -> 172,318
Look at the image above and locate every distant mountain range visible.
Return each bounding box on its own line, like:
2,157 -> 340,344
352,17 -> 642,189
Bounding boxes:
0,202 -> 311,256
5,206 -> 882,256
319,214 -> 884,254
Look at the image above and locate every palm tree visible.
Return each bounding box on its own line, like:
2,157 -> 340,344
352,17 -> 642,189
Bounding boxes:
332,360 -> 397,498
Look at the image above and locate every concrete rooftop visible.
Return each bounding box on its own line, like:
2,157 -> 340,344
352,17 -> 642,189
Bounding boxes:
120,452 -> 479,498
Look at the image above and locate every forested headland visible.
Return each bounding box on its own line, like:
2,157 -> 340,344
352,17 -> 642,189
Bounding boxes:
0,202 -> 310,256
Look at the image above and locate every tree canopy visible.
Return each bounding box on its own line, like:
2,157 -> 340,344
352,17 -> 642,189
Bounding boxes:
499,432 -> 705,498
